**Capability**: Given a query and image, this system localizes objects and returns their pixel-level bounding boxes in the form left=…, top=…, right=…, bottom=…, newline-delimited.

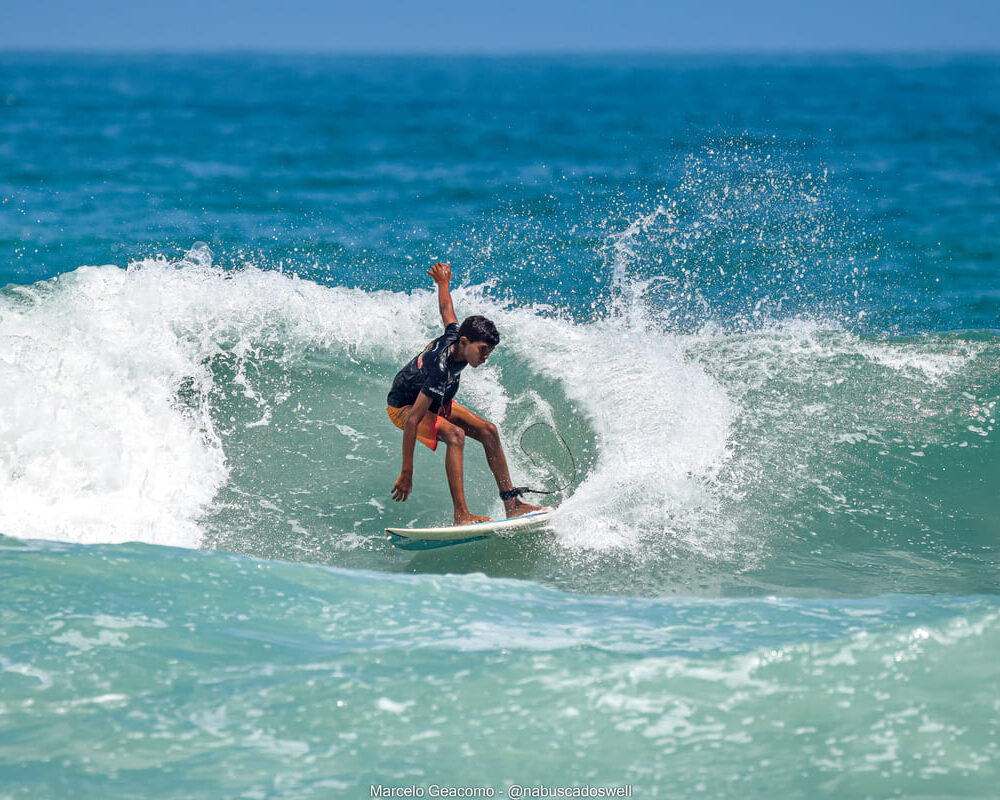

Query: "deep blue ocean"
left=1, top=53, right=999, bottom=797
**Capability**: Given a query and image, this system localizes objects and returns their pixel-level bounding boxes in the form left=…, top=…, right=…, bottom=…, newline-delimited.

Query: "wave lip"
left=499, top=304, right=735, bottom=555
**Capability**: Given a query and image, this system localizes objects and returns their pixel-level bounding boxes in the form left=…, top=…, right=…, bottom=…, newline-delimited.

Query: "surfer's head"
left=454, top=315, right=499, bottom=367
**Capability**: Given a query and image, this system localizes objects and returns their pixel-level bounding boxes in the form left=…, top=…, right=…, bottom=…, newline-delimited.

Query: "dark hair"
left=457, top=315, right=500, bottom=347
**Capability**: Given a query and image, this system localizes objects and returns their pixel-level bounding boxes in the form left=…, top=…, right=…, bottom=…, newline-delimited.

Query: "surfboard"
left=385, top=509, right=555, bottom=550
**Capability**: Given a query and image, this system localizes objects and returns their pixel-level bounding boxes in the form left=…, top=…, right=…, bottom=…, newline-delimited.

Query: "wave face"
left=2, top=248, right=997, bottom=597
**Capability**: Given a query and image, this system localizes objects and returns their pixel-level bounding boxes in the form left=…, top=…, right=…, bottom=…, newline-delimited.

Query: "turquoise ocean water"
left=1, top=54, right=999, bottom=797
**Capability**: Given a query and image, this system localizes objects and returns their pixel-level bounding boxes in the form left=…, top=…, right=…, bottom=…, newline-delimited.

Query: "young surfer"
left=387, top=262, right=543, bottom=524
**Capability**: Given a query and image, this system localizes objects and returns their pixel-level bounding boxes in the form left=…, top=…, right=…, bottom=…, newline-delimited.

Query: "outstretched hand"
left=391, top=471, right=413, bottom=502
left=427, top=261, right=451, bottom=285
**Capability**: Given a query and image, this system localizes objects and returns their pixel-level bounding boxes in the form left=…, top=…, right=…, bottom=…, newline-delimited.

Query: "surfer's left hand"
left=427, top=261, right=451, bottom=285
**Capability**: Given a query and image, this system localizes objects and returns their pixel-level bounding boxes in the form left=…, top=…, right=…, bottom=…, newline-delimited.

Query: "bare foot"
left=455, top=511, right=491, bottom=525
left=504, top=500, right=544, bottom=519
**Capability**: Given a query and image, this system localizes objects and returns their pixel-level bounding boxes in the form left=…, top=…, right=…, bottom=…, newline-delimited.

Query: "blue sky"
left=2, top=0, right=999, bottom=52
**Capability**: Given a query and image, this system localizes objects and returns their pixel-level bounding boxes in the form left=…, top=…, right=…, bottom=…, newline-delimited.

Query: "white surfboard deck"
left=386, top=509, right=554, bottom=550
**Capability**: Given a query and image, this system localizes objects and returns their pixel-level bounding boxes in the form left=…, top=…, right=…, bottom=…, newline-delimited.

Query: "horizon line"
left=2, top=45, right=999, bottom=57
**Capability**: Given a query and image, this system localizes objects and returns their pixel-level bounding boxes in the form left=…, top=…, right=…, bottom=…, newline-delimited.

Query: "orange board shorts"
left=387, top=401, right=452, bottom=452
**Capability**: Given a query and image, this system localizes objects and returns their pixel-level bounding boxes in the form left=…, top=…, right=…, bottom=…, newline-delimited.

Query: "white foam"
left=492, top=301, right=735, bottom=553
left=857, top=340, right=980, bottom=381
left=1, top=265, right=225, bottom=546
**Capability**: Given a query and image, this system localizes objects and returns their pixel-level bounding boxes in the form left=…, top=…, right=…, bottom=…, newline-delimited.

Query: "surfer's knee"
left=443, top=425, right=465, bottom=448
left=480, top=421, right=500, bottom=446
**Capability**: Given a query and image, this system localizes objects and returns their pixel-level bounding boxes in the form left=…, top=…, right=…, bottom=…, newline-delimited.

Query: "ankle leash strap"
left=500, top=486, right=556, bottom=501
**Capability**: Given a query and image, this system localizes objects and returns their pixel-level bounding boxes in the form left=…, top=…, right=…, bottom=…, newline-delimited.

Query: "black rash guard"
left=386, top=322, right=466, bottom=413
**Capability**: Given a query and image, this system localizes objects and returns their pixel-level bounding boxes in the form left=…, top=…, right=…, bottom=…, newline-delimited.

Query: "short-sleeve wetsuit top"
left=387, top=322, right=466, bottom=414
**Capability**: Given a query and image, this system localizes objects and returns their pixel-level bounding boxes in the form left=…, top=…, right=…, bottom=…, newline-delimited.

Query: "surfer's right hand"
left=392, top=471, right=413, bottom=502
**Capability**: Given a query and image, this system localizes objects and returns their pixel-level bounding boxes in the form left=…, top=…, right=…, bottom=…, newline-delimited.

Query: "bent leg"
left=448, top=403, right=543, bottom=518
left=435, top=417, right=489, bottom=525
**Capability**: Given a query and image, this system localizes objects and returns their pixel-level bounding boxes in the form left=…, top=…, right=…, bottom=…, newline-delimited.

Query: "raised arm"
left=427, top=261, right=458, bottom=328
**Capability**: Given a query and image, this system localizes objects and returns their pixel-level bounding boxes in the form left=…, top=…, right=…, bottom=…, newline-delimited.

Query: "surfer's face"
left=456, top=337, right=495, bottom=367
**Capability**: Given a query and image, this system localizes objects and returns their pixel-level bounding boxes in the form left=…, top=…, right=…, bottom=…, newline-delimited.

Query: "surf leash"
left=502, top=422, right=578, bottom=499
